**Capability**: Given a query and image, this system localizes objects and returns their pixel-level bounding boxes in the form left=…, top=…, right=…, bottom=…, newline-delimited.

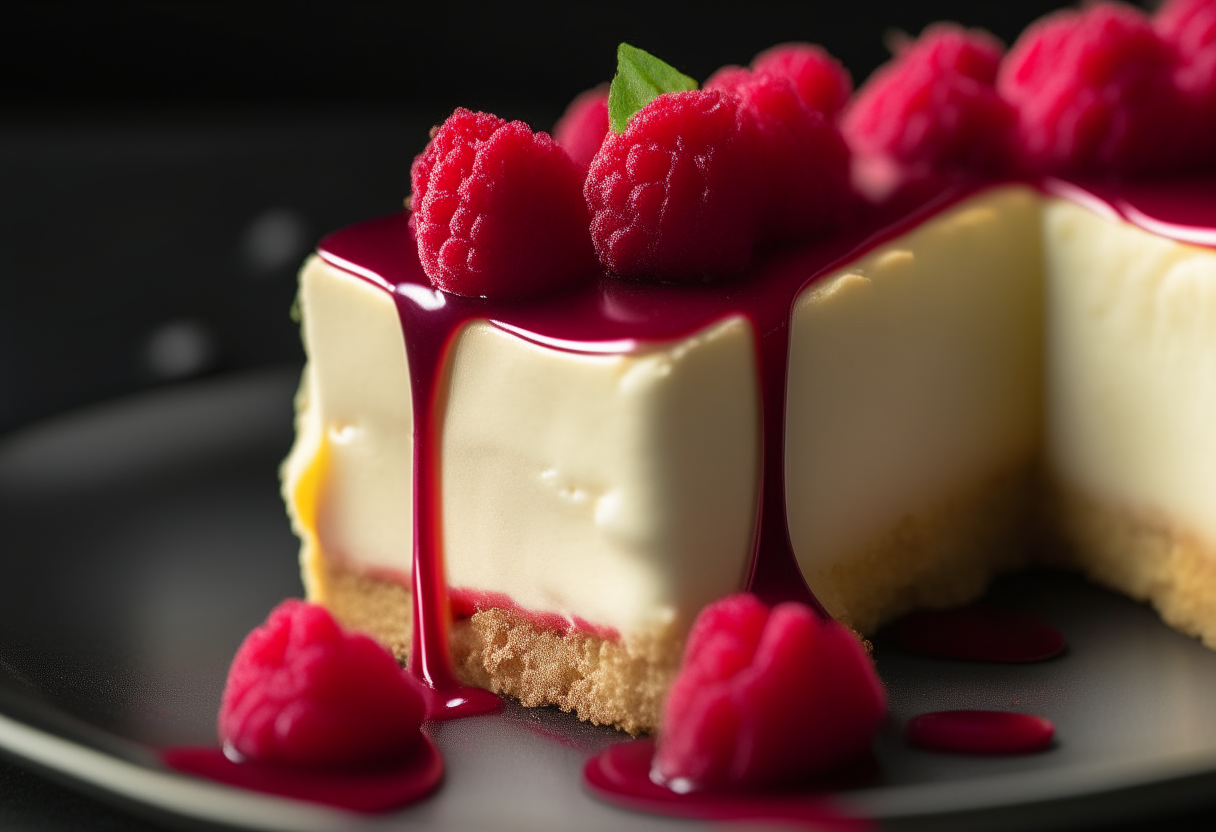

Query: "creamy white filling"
left=1045, top=198, right=1216, bottom=545
left=785, top=186, right=1045, bottom=578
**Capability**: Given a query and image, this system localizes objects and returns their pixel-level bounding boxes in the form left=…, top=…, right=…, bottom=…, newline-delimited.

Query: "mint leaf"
left=608, top=44, right=698, bottom=134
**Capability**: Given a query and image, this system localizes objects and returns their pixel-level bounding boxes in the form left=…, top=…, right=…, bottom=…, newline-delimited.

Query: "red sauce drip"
left=893, top=608, right=1066, bottom=663
left=162, top=737, right=443, bottom=813
left=583, top=738, right=872, bottom=829
left=905, top=710, right=1055, bottom=754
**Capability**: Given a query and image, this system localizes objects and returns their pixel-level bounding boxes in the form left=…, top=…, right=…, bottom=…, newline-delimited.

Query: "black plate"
left=3, top=367, right=1216, bottom=831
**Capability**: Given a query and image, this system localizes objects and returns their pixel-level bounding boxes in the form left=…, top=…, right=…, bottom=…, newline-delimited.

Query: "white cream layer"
left=1045, top=198, right=1216, bottom=546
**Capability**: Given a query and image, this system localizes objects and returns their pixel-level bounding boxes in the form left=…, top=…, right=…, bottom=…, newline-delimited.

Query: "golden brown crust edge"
left=313, top=560, right=680, bottom=736
left=804, top=466, right=1036, bottom=636
left=1046, top=481, right=1216, bottom=649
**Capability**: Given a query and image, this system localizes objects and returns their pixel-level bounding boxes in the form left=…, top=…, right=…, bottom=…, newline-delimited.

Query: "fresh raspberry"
left=410, top=108, right=596, bottom=299
left=705, top=67, right=854, bottom=243
left=218, top=600, right=425, bottom=768
left=751, top=43, right=853, bottom=117
left=1155, top=0, right=1216, bottom=166
left=584, top=90, right=763, bottom=281
left=654, top=595, right=886, bottom=791
left=998, top=3, right=1186, bottom=175
left=553, top=85, right=610, bottom=170
left=843, top=24, right=1015, bottom=179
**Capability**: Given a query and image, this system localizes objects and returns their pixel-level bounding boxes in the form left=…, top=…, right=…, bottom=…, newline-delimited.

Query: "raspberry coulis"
left=163, top=740, right=444, bottom=814
left=906, top=710, right=1055, bottom=755
left=583, top=737, right=873, bottom=829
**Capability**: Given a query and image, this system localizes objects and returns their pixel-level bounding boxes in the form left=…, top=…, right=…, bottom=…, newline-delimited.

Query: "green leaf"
left=607, top=43, right=698, bottom=134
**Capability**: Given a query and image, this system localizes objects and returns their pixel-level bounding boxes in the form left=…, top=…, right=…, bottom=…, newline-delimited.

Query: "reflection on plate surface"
left=2, top=367, right=1216, bottom=830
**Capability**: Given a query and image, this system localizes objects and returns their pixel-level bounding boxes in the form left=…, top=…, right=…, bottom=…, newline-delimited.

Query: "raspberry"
left=584, top=90, right=763, bottom=281
left=410, top=108, right=596, bottom=299
left=705, top=67, right=854, bottom=243
left=843, top=24, right=1014, bottom=177
left=1155, top=0, right=1216, bottom=165
left=218, top=600, right=425, bottom=768
left=553, top=85, right=610, bottom=170
left=654, top=595, right=886, bottom=791
left=998, top=3, right=1185, bottom=175
left=751, top=43, right=853, bottom=117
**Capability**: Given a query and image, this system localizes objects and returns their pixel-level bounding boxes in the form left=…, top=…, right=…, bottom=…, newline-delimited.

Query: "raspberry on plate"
left=219, top=600, right=426, bottom=768
left=706, top=65, right=854, bottom=244
left=843, top=24, right=1014, bottom=180
left=410, top=108, right=596, bottom=299
left=998, top=2, right=1186, bottom=175
left=554, top=85, right=611, bottom=170
left=585, top=89, right=763, bottom=282
left=653, top=594, right=886, bottom=791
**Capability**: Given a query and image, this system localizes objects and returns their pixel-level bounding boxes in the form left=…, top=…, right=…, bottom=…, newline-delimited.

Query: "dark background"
left=1, top=0, right=1082, bottom=433
left=7, top=2, right=1211, bottom=830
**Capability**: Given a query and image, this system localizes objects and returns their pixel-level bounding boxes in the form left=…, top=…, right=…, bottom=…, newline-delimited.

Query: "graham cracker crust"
left=1047, top=481, right=1216, bottom=649
left=312, top=560, right=680, bottom=735
left=804, top=466, right=1036, bottom=636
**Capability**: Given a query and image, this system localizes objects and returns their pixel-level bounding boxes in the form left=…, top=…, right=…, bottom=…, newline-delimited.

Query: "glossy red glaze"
left=906, top=710, right=1055, bottom=754
left=893, top=608, right=1066, bottom=663
left=583, top=738, right=873, bottom=828
left=162, top=737, right=443, bottom=813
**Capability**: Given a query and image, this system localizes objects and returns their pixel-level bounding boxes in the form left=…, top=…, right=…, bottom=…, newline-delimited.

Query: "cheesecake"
left=281, top=177, right=1216, bottom=733
left=281, top=8, right=1216, bottom=735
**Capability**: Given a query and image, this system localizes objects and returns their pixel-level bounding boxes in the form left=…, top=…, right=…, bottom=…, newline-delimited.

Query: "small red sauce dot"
left=906, top=710, right=1055, bottom=754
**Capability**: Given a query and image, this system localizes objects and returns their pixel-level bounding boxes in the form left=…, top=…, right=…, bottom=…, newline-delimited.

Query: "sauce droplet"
left=583, top=738, right=873, bottom=828
left=905, top=710, right=1054, bottom=754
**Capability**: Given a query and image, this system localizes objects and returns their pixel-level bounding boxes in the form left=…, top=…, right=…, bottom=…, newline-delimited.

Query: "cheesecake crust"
left=803, top=466, right=1036, bottom=636
left=1047, top=481, right=1216, bottom=649
left=313, top=559, right=680, bottom=735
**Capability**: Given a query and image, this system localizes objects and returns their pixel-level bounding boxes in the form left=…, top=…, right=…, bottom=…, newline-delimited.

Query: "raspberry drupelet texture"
left=584, top=90, right=763, bottom=282
left=553, top=85, right=611, bottom=170
left=843, top=24, right=1014, bottom=179
left=998, top=2, right=1185, bottom=175
left=653, top=594, right=886, bottom=791
left=411, top=108, right=596, bottom=299
left=751, top=43, right=853, bottom=118
left=1155, top=0, right=1216, bottom=165
left=705, top=65, right=854, bottom=243
left=219, top=600, right=425, bottom=768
